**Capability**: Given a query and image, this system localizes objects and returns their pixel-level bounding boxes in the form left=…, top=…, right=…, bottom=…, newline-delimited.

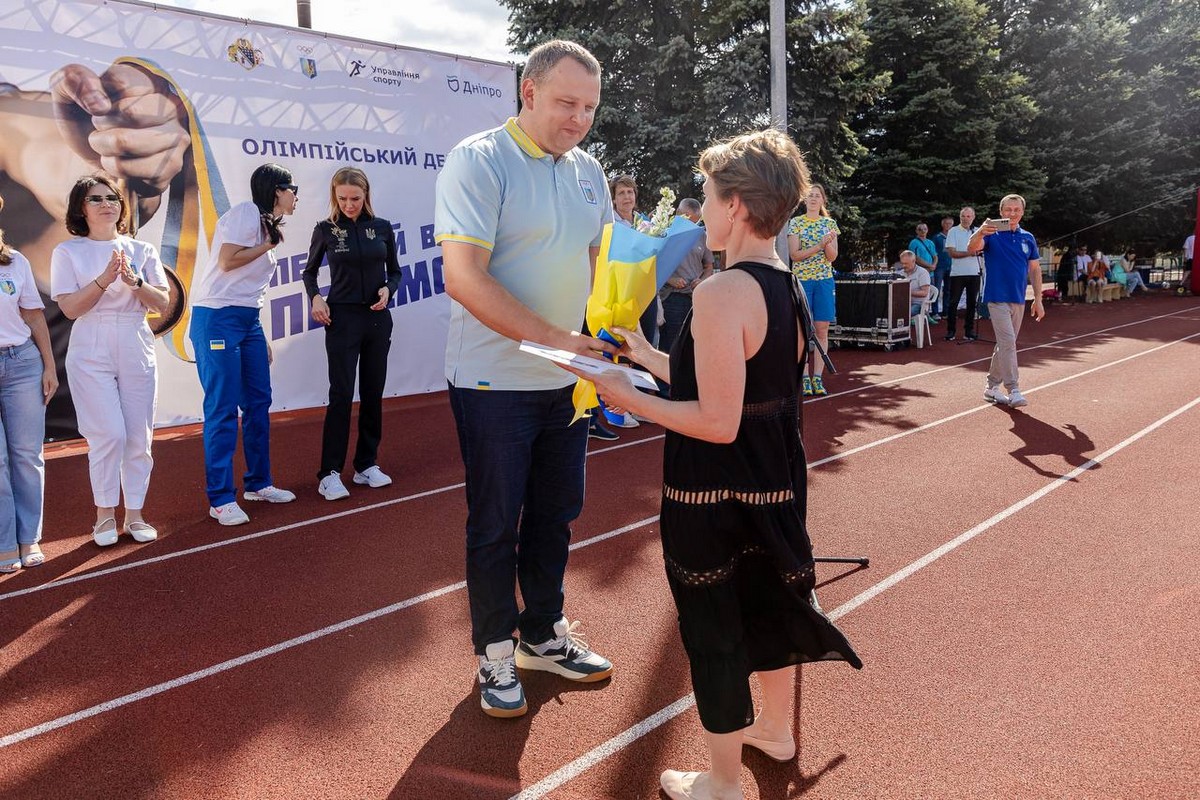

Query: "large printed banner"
left=0, top=0, right=514, bottom=437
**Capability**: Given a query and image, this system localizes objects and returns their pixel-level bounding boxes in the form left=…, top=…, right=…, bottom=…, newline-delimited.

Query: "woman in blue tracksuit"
left=190, top=163, right=298, bottom=526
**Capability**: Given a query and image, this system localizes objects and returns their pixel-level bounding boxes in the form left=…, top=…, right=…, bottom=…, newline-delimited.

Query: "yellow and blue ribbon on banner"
left=571, top=216, right=705, bottom=423
left=116, top=56, right=230, bottom=362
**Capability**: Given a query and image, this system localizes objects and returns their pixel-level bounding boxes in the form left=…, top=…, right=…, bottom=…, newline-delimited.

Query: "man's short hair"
left=677, top=198, right=701, bottom=215
left=960, top=206, right=974, bottom=215
left=1000, top=193, right=1026, bottom=210
left=698, top=128, right=810, bottom=240
left=900, top=250, right=916, bottom=259
left=522, top=40, right=601, bottom=84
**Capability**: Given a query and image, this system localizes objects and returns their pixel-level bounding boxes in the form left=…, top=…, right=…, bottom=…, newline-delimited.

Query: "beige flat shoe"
left=743, top=730, right=796, bottom=761
left=660, top=770, right=742, bottom=800
left=20, top=542, right=45, bottom=567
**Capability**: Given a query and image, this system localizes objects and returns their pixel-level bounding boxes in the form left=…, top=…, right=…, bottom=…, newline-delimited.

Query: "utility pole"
left=297, top=0, right=312, bottom=29
left=770, top=0, right=789, bottom=261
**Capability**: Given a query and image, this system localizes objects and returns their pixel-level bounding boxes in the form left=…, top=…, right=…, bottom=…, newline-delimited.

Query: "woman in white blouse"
left=50, top=176, right=170, bottom=547
left=0, top=194, right=58, bottom=572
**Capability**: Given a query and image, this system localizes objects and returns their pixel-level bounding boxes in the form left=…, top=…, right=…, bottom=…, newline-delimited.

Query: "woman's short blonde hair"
left=698, top=129, right=810, bottom=239
left=327, top=166, right=374, bottom=223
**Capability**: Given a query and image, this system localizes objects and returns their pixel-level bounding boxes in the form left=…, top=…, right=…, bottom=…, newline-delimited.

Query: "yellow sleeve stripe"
left=435, top=233, right=494, bottom=251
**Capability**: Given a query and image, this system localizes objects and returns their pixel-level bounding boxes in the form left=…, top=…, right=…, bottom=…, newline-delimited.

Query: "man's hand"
left=51, top=62, right=190, bottom=219
left=1031, top=298, right=1045, bottom=321
left=555, top=330, right=618, bottom=359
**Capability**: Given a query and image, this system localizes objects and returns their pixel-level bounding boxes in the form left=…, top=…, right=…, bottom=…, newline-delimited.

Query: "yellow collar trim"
left=505, top=117, right=547, bottom=159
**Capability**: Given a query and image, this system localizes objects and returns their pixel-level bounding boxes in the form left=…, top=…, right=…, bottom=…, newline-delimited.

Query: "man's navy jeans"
left=448, top=383, right=588, bottom=654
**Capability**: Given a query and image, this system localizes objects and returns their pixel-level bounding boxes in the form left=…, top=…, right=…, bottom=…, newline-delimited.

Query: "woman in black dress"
left=303, top=167, right=401, bottom=500
left=566, top=129, right=860, bottom=800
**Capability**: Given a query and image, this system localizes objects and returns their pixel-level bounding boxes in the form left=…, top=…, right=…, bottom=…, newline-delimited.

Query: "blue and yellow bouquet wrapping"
left=571, top=189, right=706, bottom=423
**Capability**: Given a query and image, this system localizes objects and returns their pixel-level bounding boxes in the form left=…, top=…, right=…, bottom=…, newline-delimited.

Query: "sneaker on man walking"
left=353, top=465, right=392, bottom=488
left=983, top=385, right=1011, bottom=405
left=243, top=485, right=297, bottom=503
left=515, top=617, right=613, bottom=682
left=478, top=640, right=527, bottom=718
left=588, top=418, right=619, bottom=441
left=318, top=472, right=350, bottom=500
left=209, top=501, right=250, bottom=526
left=1007, top=389, right=1028, bottom=408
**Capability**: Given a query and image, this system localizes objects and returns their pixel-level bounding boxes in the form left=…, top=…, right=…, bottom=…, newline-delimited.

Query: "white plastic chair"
left=912, top=285, right=939, bottom=349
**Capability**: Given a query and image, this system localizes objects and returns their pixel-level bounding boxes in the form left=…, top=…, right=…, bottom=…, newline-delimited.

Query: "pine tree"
left=850, top=0, right=1041, bottom=261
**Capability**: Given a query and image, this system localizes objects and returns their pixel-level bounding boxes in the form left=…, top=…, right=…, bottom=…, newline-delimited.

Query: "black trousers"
left=319, top=303, right=393, bottom=478
left=945, top=274, right=981, bottom=337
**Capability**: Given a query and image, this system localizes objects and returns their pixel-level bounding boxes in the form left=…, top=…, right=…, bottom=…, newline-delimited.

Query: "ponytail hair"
left=249, top=163, right=292, bottom=245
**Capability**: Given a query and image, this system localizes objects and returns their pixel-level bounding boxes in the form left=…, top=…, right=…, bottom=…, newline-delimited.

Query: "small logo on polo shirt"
left=579, top=180, right=597, bottom=205
left=0, top=280, right=14, bottom=295
left=1022, top=240, right=1030, bottom=256
left=210, top=340, right=226, bottom=351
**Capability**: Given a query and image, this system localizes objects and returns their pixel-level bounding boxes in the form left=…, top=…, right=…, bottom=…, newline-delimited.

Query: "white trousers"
left=66, top=312, right=158, bottom=509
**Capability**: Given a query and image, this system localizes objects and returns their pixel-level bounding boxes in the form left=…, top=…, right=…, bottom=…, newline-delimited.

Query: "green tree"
left=850, top=0, right=1041, bottom=261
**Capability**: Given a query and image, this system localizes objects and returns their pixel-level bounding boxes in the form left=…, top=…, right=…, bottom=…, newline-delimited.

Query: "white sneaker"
left=243, top=485, right=296, bottom=503
left=983, top=386, right=1011, bottom=405
left=352, top=465, right=392, bottom=488
left=318, top=472, right=350, bottom=500
left=611, top=413, right=640, bottom=428
left=209, top=502, right=249, bottom=526
left=1007, top=389, right=1028, bottom=408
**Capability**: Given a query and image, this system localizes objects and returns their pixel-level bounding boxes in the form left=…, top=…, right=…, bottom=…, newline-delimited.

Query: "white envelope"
left=518, top=341, right=659, bottom=391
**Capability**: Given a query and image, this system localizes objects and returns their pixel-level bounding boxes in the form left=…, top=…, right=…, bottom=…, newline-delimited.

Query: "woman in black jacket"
left=304, top=167, right=401, bottom=500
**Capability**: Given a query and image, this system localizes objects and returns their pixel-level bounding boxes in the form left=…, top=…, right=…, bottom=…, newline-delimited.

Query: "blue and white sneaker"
left=478, top=640, right=527, bottom=718
left=515, top=617, right=613, bottom=682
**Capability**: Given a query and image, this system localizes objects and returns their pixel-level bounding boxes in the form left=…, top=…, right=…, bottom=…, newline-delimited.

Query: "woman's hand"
left=98, top=250, right=122, bottom=288
left=117, top=252, right=140, bottom=286
left=610, top=325, right=655, bottom=366
left=556, top=361, right=640, bottom=412
left=371, top=286, right=390, bottom=311
left=310, top=294, right=331, bottom=325
left=41, top=367, right=58, bottom=404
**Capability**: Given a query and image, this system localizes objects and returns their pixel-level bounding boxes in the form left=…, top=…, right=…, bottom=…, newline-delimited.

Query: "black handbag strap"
left=788, top=273, right=836, bottom=375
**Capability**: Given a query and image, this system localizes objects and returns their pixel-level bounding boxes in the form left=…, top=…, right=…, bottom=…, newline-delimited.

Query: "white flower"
left=638, top=187, right=677, bottom=238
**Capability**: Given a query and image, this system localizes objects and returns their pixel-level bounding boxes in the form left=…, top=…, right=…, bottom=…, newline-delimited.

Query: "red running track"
left=1, top=294, right=1198, bottom=799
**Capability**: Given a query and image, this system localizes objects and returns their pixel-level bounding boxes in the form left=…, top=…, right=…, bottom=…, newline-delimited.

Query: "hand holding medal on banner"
left=571, top=187, right=706, bottom=424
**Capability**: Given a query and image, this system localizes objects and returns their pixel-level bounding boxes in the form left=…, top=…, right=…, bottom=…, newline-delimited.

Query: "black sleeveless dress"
left=660, top=261, right=862, bottom=735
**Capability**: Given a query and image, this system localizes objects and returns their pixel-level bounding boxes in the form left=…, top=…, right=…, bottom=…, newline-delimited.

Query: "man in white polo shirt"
left=943, top=206, right=981, bottom=342
left=435, top=40, right=615, bottom=719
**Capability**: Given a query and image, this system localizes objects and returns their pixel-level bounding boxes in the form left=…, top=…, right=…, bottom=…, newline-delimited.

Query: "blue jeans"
left=933, top=267, right=951, bottom=313
left=0, top=340, right=46, bottom=551
left=190, top=306, right=274, bottom=506
left=448, top=383, right=588, bottom=654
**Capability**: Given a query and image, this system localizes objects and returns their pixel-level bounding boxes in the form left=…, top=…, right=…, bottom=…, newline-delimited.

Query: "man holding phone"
left=968, top=194, right=1044, bottom=408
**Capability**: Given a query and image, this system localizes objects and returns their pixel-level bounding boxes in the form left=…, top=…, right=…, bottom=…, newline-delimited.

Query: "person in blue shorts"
left=786, top=184, right=838, bottom=396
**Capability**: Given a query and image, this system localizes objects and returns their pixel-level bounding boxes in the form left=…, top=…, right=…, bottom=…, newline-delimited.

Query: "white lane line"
left=809, top=330, right=1200, bottom=468
left=6, top=325, right=1196, bottom=604
left=509, top=393, right=1200, bottom=800
left=809, top=307, right=1198, bottom=403
left=0, top=515, right=662, bottom=749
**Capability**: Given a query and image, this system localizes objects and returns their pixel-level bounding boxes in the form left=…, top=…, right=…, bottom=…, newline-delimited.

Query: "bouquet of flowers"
left=571, top=187, right=706, bottom=423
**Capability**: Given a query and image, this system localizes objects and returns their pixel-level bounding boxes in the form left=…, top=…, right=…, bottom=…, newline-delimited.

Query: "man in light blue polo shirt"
left=434, top=39, right=615, bottom=719
left=968, top=194, right=1045, bottom=408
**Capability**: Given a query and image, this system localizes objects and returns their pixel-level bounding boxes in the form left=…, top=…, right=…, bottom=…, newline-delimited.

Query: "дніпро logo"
left=446, top=76, right=460, bottom=92
left=300, top=58, right=317, bottom=79
left=348, top=59, right=366, bottom=77
left=228, top=37, right=264, bottom=70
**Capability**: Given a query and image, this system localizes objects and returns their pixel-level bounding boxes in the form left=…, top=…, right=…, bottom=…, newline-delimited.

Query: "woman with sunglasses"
left=0, top=194, right=57, bottom=572
left=49, top=176, right=171, bottom=546
left=189, top=163, right=299, bottom=526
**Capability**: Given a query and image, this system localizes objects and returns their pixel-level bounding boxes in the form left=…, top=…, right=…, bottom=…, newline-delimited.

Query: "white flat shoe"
left=92, top=517, right=118, bottom=547
left=660, top=770, right=739, bottom=800
left=20, top=543, right=46, bottom=567
left=125, top=521, right=158, bottom=543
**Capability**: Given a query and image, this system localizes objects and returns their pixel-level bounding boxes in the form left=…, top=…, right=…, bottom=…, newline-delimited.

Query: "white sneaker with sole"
left=1007, top=389, right=1028, bottom=408
left=352, top=465, right=392, bottom=488
left=210, top=502, right=250, bottom=526
left=983, top=386, right=1011, bottom=405
left=243, top=485, right=296, bottom=503
left=318, top=472, right=350, bottom=500
left=610, top=414, right=639, bottom=428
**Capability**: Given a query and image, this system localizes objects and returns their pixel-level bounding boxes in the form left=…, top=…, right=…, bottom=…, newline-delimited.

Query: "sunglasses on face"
left=277, top=184, right=300, bottom=196
left=84, top=194, right=121, bottom=205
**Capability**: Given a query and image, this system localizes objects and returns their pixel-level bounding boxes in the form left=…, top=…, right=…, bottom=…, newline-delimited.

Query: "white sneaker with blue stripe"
left=478, top=640, right=527, bottom=718
left=515, top=617, right=613, bottom=682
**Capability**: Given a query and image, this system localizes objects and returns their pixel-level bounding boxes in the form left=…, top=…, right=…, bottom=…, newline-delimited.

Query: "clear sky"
left=154, top=0, right=516, bottom=63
